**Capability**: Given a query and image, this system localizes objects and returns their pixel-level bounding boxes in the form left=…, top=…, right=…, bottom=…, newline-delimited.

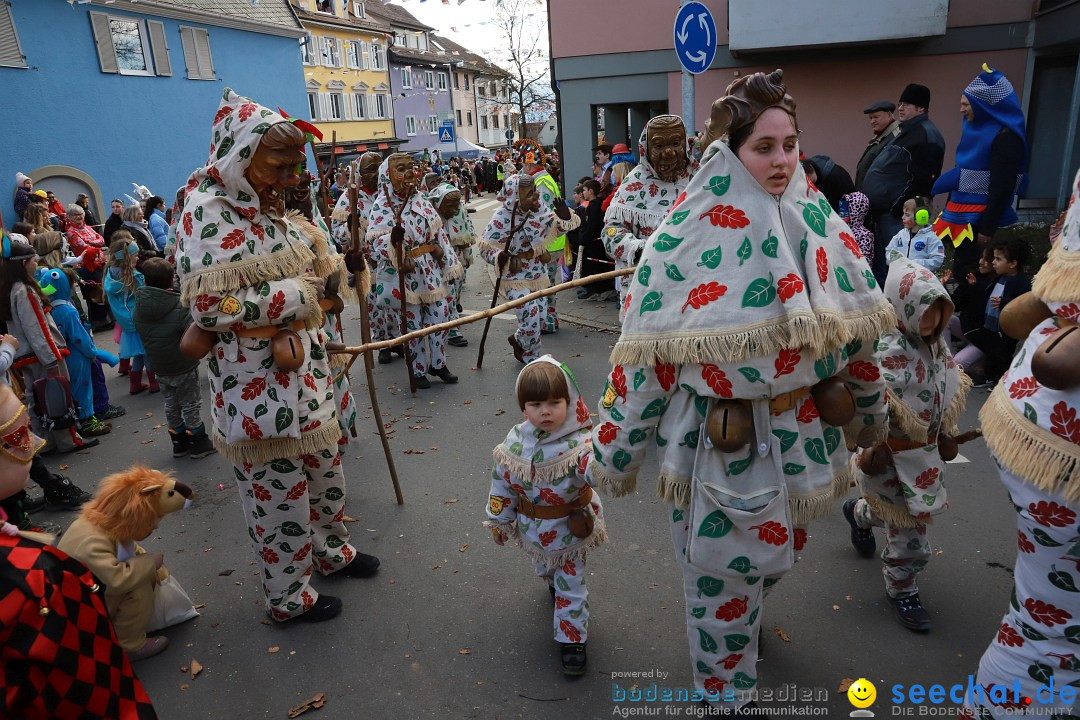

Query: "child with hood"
left=485, top=356, right=605, bottom=675
left=843, top=256, right=971, bottom=631
left=838, top=191, right=877, bottom=265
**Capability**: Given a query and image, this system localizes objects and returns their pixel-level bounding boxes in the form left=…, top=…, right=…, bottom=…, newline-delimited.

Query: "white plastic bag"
left=148, top=573, right=199, bottom=632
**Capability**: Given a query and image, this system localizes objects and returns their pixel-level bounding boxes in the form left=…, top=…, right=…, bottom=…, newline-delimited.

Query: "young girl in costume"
left=486, top=356, right=605, bottom=675
left=105, top=236, right=158, bottom=394
left=843, top=256, right=971, bottom=631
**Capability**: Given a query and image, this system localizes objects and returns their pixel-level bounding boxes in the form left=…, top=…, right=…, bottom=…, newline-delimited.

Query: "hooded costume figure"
left=367, top=156, right=456, bottom=383
left=479, top=173, right=557, bottom=363
left=839, top=191, right=876, bottom=264
left=38, top=268, right=118, bottom=423
left=848, top=257, right=970, bottom=623
left=427, top=182, right=470, bottom=343
left=602, top=117, right=691, bottom=319
left=485, top=356, right=605, bottom=646
left=932, top=66, right=1029, bottom=278
left=586, top=70, right=893, bottom=704
left=174, top=88, right=371, bottom=622
left=967, top=168, right=1080, bottom=717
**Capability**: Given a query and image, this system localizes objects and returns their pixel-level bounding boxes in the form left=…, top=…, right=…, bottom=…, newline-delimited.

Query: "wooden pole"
left=331, top=266, right=633, bottom=357
left=349, top=179, right=404, bottom=505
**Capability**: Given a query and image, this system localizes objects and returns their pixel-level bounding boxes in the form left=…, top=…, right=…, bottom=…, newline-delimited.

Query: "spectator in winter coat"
left=103, top=199, right=125, bottom=243
left=74, top=194, right=98, bottom=232
left=13, top=173, right=32, bottom=220
left=806, top=155, right=855, bottom=212
left=855, top=101, right=901, bottom=190
left=145, top=196, right=169, bottom=253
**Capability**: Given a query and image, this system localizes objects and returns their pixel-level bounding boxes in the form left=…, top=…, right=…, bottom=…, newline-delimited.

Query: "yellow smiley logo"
left=847, top=678, right=876, bottom=709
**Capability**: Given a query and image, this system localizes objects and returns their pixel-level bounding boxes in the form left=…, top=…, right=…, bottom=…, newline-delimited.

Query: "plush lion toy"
left=57, top=465, right=193, bottom=661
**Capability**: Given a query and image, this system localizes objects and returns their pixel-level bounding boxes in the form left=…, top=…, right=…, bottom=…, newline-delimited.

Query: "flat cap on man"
left=863, top=100, right=896, bottom=114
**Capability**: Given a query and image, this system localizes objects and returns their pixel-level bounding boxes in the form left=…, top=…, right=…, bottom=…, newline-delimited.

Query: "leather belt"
left=769, top=386, right=812, bottom=414
left=516, top=486, right=593, bottom=520
left=407, top=243, right=438, bottom=258
left=885, top=436, right=927, bottom=452
left=233, top=320, right=306, bottom=339
left=513, top=249, right=536, bottom=260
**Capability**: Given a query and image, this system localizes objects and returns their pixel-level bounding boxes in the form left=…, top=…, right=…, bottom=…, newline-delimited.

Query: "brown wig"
left=712, top=69, right=798, bottom=153
left=516, top=361, right=570, bottom=410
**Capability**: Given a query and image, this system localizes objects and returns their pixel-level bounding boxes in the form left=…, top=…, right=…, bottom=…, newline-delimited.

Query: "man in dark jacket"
left=862, top=83, right=946, bottom=284
left=855, top=100, right=901, bottom=190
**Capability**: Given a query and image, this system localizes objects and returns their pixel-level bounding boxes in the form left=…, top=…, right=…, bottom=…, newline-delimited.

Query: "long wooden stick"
left=477, top=205, right=520, bottom=369
left=349, top=180, right=404, bottom=505
left=332, top=266, right=633, bottom=357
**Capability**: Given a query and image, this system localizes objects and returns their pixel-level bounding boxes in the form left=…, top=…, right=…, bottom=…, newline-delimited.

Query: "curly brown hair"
left=711, top=69, right=798, bottom=153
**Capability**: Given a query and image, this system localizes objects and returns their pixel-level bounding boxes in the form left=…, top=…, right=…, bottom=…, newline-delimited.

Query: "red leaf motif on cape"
left=559, top=619, right=582, bottom=643
left=539, top=530, right=558, bottom=547
left=1028, top=500, right=1077, bottom=528
left=597, top=422, right=618, bottom=445
left=915, top=359, right=926, bottom=384
left=238, top=206, right=257, bottom=222
left=267, top=290, right=286, bottom=320
left=238, top=102, right=257, bottom=121
left=996, top=622, right=1024, bottom=647
left=815, top=246, right=828, bottom=285
left=251, top=223, right=264, bottom=242
left=1024, top=597, right=1073, bottom=626
left=793, top=527, right=807, bottom=551
left=303, top=374, right=318, bottom=392
left=848, top=361, right=880, bottom=382
left=241, top=376, right=267, bottom=401
left=718, top=654, right=742, bottom=671
left=624, top=181, right=643, bottom=193
left=773, top=348, right=801, bottom=379
left=681, top=282, right=727, bottom=313
left=701, top=364, right=733, bottom=398
left=714, top=595, right=749, bottom=621
left=648, top=183, right=659, bottom=197
left=749, top=521, right=789, bottom=545
left=274, top=371, right=291, bottom=389
left=1057, top=303, right=1080, bottom=322
left=213, top=106, right=234, bottom=125
left=611, top=366, right=628, bottom=402
left=252, top=483, right=271, bottom=502
left=655, top=361, right=676, bottom=392
left=623, top=292, right=632, bottom=314
left=292, top=543, right=311, bottom=564
left=221, top=228, right=245, bottom=250
left=796, top=396, right=819, bottom=423
left=672, top=191, right=687, bottom=210
left=913, top=467, right=939, bottom=490
left=698, top=204, right=750, bottom=228
left=576, top=396, right=590, bottom=424
left=194, top=295, right=221, bottom=312
left=562, top=559, right=577, bottom=575
left=1017, top=531, right=1035, bottom=554
left=183, top=212, right=193, bottom=236
left=777, top=273, right=804, bottom=303
left=285, top=480, right=307, bottom=501
left=554, top=596, right=571, bottom=609
left=207, top=167, right=222, bottom=185
left=840, top=231, right=863, bottom=259
left=1049, top=401, right=1080, bottom=444
left=1009, top=376, right=1041, bottom=399
left=881, top=355, right=910, bottom=370
left=539, top=488, right=565, bottom=506
left=242, top=414, right=263, bottom=441
left=899, top=271, right=916, bottom=299
left=704, top=678, right=726, bottom=696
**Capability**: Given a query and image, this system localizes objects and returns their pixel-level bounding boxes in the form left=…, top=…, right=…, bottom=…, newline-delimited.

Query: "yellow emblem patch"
left=605, top=226, right=618, bottom=237
left=488, top=495, right=504, bottom=515
left=218, top=296, right=242, bottom=315
left=601, top=382, right=617, bottom=409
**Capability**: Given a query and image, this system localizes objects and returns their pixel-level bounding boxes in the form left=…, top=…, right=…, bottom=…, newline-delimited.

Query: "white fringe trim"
left=211, top=422, right=342, bottom=466
left=180, top=244, right=317, bottom=305
left=484, top=518, right=608, bottom=570
left=492, top=443, right=588, bottom=485
left=1032, top=244, right=1080, bottom=304
left=605, top=203, right=667, bottom=232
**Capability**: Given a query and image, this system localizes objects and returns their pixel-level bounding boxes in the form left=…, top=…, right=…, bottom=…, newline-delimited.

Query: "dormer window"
left=353, top=1, right=365, bottom=18
left=315, top=0, right=333, bottom=14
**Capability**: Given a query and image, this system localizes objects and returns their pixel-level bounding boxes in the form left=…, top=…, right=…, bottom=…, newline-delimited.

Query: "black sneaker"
left=185, top=430, right=217, bottom=459
left=335, top=552, right=380, bottom=578
left=413, top=374, right=431, bottom=390
left=169, top=429, right=190, bottom=458
left=428, top=366, right=458, bottom=384
left=23, top=492, right=46, bottom=515
left=447, top=335, right=468, bottom=347
left=43, top=475, right=92, bottom=511
left=843, top=499, right=877, bottom=558
left=378, top=349, right=393, bottom=365
left=101, top=404, right=126, bottom=420
left=560, top=642, right=586, bottom=676
left=279, top=595, right=342, bottom=624
left=888, top=592, right=932, bottom=632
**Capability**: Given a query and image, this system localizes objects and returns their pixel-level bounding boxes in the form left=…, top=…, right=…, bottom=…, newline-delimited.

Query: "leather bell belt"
left=768, top=386, right=811, bottom=414
left=233, top=319, right=306, bottom=339
left=407, top=243, right=438, bottom=258
left=516, top=486, right=593, bottom=520
left=885, top=436, right=926, bottom=452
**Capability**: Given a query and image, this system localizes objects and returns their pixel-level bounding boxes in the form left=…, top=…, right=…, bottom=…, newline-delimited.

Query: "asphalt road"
left=40, top=197, right=1020, bottom=719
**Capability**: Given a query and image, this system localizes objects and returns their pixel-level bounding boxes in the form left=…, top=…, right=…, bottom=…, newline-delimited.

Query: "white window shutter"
left=89, top=12, right=117, bottom=73
left=319, top=92, right=330, bottom=122
left=146, top=19, right=171, bottom=76
left=343, top=94, right=352, bottom=120
left=0, top=2, right=26, bottom=69
left=359, top=41, right=368, bottom=70
left=194, top=28, right=214, bottom=79
left=179, top=27, right=196, bottom=78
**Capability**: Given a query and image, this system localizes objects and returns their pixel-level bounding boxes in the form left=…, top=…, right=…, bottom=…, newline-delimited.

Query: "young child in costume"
left=428, top=182, right=474, bottom=348
left=485, top=356, right=605, bottom=675
left=963, top=167, right=1080, bottom=718
left=838, top=191, right=876, bottom=265
left=132, top=258, right=216, bottom=459
left=843, top=256, right=971, bottom=631
left=105, top=237, right=158, bottom=394
left=886, top=197, right=945, bottom=272
left=37, top=268, right=118, bottom=438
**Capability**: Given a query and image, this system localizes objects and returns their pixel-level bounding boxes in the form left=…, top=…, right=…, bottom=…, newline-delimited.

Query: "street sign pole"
left=674, top=1, right=716, bottom=137
left=680, top=0, right=694, bottom=135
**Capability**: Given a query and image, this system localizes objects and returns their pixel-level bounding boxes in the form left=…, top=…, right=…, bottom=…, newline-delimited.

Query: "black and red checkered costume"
left=1, top=533, right=158, bottom=719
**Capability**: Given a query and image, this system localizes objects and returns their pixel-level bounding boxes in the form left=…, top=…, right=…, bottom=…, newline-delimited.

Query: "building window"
left=328, top=93, right=344, bottom=121
left=424, top=70, right=434, bottom=89
left=504, top=113, right=510, bottom=129
left=308, top=92, right=319, bottom=120
left=456, top=109, right=462, bottom=127
left=464, top=74, right=469, bottom=90
left=466, top=110, right=472, bottom=126
left=401, top=67, right=412, bottom=89
left=369, top=42, right=384, bottom=70
left=493, top=114, right=499, bottom=129
left=316, top=0, right=334, bottom=14
left=0, top=4, right=26, bottom=69
left=405, top=116, right=416, bottom=136
left=429, top=115, right=438, bottom=134
left=302, top=33, right=317, bottom=65
left=374, top=93, right=389, bottom=119
left=179, top=26, right=214, bottom=80
left=353, top=1, right=365, bottom=18
left=345, top=40, right=361, bottom=69
left=437, top=72, right=447, bottom=91
left=320, top=36, right=340, bottom=67
left=353, top=93, right=367, bottom=120
left=480, top=115, right=488, bottom=130
left=393, top=32, right=405, bottom=47
left=453, top=72, right=460, bottom=90
left=89, top=13, right=169, bottom=76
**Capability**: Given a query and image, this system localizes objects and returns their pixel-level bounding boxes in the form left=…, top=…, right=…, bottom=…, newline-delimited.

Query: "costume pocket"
left=685, top=432, right=794, bottom=578
left=222, top=370, right=299, bottom=445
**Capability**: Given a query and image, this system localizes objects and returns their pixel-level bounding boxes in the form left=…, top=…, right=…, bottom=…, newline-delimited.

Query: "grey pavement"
left=33, top=198, right=1021, bottom=719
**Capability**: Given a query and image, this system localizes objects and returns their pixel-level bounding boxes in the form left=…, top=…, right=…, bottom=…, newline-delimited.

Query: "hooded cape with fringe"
left=479, top=173, right=555, bottom=295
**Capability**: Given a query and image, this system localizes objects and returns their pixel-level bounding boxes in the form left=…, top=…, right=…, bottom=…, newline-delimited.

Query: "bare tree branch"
left=487, top=0, right=554, bottom=139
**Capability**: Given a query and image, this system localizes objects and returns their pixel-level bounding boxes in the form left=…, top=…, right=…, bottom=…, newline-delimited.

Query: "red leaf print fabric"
left=698, top=204, right=750, bottom=228
left=796, top=396, right=819, bottom=423
left=648, top=183, right=659, bottom=197
left=995, top=622, right=1024, bottom=647
left=913, top=468, right=939, bottom=490
left=1008, top=377, right=1041, bottom=399
left=262, top=546, right=279, bottom=564
left=213, top=106, right=233, bottom=125
left=559, top=619, right=582, bottom=643
left=238, top=102, right=257, bottom=121
left=554, top=596, right=571, bottom=609
left=576, top=396, right=591, bottom=424
left=183, top=212, right=193, bottom=236
left=221, top=228, right=245, bottom=250
left=773, top=348, right=801, bottom=378
left=1017, top=531, right=1035, bottom=554
left=285, top=480, right=307, bottom=501
left=718, top=653, right=743, bottom=671
left=655, top=362, right=676, bottom=391
left=1027, top=500, right=1077, bottom=528
left=750, top=521, right=789, bottom=545
left=562, top=560, right=577, bottom=576
left=714, top=595, right=749, bottom=621
left=539, top=530, right=558, bottom=547
left=241, top=376, right=267, bottom=401
left=793, top=528, right=807, bottom=551
left=267, top=290, right=286, bottom=320
left=1024, top=598, right=1073, bottom=626
left=840, top=231, right=863, bottom=259
left=194, top=295, right=221, bottom=312
left=253, top=483, right=271, bottom=502
left=777, top=273, right=804, bottom=303
left=881, top=355, right=910, bottom=370
left=242, top=415, right=263, bottom=440
left=1049, top=401, right=1080, bottom=444
left=624, top=181, right=643, bottom=193
left=899, top=271, right=915, bottom=299
left=701, top=364, right=733, bottom=398
left=704, top=678, right=725, bottom=695
left=539, top=488, right=566, bottom=506
left=815, top=247, right=828, bottom=285
left=274, top=371, right=291, bottom=389
left=597, top=422, right=618, bottom=445
left=847, top=361, right=880, bottom=382
left=1057, top=303, right=1080, bottom=322
left=611, top=366, right=628, bottom=403
left=681, top=282, right=727, bottom=313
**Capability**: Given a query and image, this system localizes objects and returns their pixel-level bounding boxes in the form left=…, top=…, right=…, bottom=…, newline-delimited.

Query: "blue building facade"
left=1, top=0, right=308, bottom=225
left=387, top=48, right=455, bottom=155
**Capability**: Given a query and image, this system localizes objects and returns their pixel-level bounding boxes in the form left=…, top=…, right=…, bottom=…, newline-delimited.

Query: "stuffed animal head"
left=38, top=267, right=72, bottom=303
left=80, top=465, right=194, bottom=541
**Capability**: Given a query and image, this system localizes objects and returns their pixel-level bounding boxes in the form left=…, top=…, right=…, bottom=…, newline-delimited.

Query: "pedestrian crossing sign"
left=439, top=126, right=455, bottom=143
